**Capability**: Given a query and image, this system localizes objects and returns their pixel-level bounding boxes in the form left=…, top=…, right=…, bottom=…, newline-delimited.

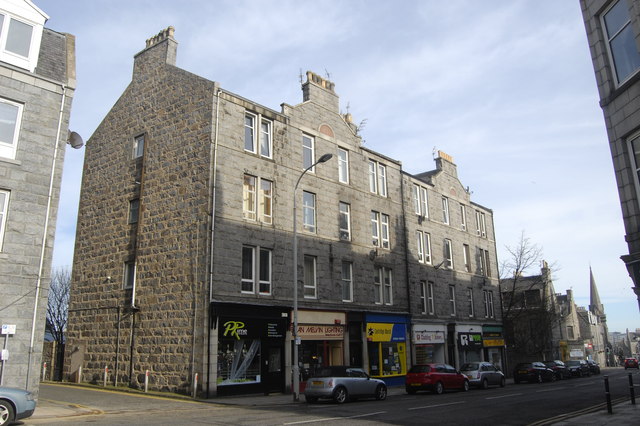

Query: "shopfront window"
left=368, top=341, right=406, bottom=377
left=217, top=339, right=261, bottom=386
left=415, top=345, right=435, bottom=364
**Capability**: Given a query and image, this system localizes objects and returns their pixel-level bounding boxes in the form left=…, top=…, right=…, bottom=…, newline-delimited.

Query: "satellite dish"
left=68, top=131, right=84, bottom=149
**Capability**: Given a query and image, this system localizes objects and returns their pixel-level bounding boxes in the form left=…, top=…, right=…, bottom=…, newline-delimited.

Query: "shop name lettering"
left=298, top=326, right=342, bottom=336
left=223, top=321, right=248, bottom=340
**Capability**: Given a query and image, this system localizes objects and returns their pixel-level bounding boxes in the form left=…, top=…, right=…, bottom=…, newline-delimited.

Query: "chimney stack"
left=133, top=26, right=178, bottom=77
left=302, top=70, right=339, bottom=112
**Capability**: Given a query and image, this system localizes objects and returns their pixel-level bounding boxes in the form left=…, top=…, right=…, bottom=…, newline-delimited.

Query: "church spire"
left=589, top=266, right=604, bottom=316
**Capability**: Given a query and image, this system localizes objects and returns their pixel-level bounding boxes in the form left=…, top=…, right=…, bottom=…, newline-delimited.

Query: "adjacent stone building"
left=580, top=0, right=640, bottom=309
left=64, top=27, right=502, bottom=397
left=0, top=0, right=76, bottom=392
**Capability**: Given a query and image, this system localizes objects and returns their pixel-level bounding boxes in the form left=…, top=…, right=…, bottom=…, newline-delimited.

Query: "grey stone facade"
left=0, top=1, right=75, bottom=394
left=64, top=27, right=502, bottom=396
left=581, top=0, right=640, bottom=309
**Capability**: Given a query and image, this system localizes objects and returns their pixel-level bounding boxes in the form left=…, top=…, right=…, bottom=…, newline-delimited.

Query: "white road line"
left=485, top=393, right=523, bottom=400
left=283, top=411, right=387, bottom=425
left=408, top=401, right=465, bottom=411
left=536, top=387, right=566, bottom=393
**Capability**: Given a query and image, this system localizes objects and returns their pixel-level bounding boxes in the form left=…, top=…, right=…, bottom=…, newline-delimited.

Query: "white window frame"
left=368, top=160, right=387, bottom=196
left=627, top=132, right=640, bottom=203
left=442, top=197, right=450, bottom=224
left=258, top=247, right=272, bottom=295
left=259, top=117, right=272, bottom=158
left=133, top=134, right=144, bottom=159
left=302, top=134, right=315, bottom=171
left=420, top=281, right=427, bottom=314
left=244, top=112, right=256, bottom=153
left=460, top=204, right=467, bottom=231
left=444, top=239, right=454, bottom=269
left=374, top=266, right=392, bottom=305
left=484, top=290, right=495, bottom=318
left=378, top=163, right=387, bottom=197
left=475, top=210, right=487, bottom=237
left=243, top=175, right=257, bottom=221
left=371, top=211, right=390, bottom=249
left=341, top=260, right=353, bottom=302
left=427, top=281, right=435, bottom=315
left=449, top=285, right=456, bottom=316
left=463, top=244, right=471, bottom=272
left=468, top=288, right=475, bottom=318
left=0, top=98, right=23, bottom=160
left=475, top=210, right=482, bottom=236
left=420, top=187, right=429, bottom=218
left=339, top=201, right=351, bottom=241
left=244, top=112, right=272, bottom=158
left=338, top=147, right=349, bottom=184
left=417, top=231, right=432, bottom=264
left=0, top=189, right=9, bottom=250
left=242, top=246, right=272, bottom=295
left=124, top=260, right=136, bottom=290
left=241, top=245, right=256, bottom=293
left=412, top=185, right=421, bottom=215
left=259, top=178, right=273, bottom=224
left=371, top=211, right=380, bottom=247
left=0, top=10, right=44, bottom=72
left=601, top=0, right=640, bottom=86
left=424, top=232, right=432, bottom=264
left=368, top=160, right=378, bottom=193
left=303, top=255, right=317, bottom=299
left=380, top=213, right=390, bottom=249
left=302, top=191, right=316, bottom=233
left=416, top=231, right=425, bottom=263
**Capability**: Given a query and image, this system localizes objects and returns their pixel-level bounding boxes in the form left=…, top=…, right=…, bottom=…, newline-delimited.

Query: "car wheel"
left=462, top=380, right=470, bottom=392
left=305, top=396, right=318, bottom=404
left=406, top=388, right=417, bottom=395
left=434, top=381, right=444, bottom=395
left=333, top=386, right=348, bottom=404
left=537, top=374, right=543, bottom=383
left=0, top=400, right=15, bottom=426
left=375, top=384, right=387, bottom=400
left=481, top=379, right=489, bottom=390
left=500, top=377, right=506, bottom=387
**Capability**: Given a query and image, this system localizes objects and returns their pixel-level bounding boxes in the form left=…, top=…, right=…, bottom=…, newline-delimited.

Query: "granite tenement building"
left=64, top=27, right=502, bottom=396
left=580, top=0, right=640, bottom=310
left=0, top=0, right=76, bottom=393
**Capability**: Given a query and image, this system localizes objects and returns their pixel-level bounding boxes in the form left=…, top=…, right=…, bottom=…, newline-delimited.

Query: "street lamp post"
left=292, top=153, right=333, bottom=402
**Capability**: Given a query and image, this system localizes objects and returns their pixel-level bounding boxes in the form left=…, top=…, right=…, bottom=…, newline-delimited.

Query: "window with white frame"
left=341, top=261, right=353, bottom=302
left=380, top=213, right=390, bottom=249
left=467, top=288, right=475, bottom=317
left=412, top=185, right=420, bottom=215
left=420, top=187, right=428, bottom=218
left=460, top=204, right=467, bottom=231
left=412, top=185, right=429, bottom=217
left=368, top=160, right=387, bottom=196
left=0, top=98, right=23, bottom=159
left=241, top=245, right=272, bottom=294
left=133, top=134, right=144, bottom=159
left=475, top=210, right=486, bottom=237
left=243, top=175, right=273, bottom=224
left=128, top=199, right=140, bottom=224
left=339, top=202, right=351, bottom=241
left=602, top=0, right=640, bottom=86
left=416, top=231, right=425, bottom=263
left=302, top=134, right=315, bottom=170
left=374, top=266, right=393, bottom=305
left=628, top=134, right=640, bottom=198
left=448, top=285, right=456, bottom=316
left=303, top=191, right=316, bottom=232
left=304, top=255, right=317, bottom=298
left=370, top=211, right=390, bottom=249
left=427, top=281, right=435, bottom=314
left=444, top=239, right=454, bottom=269
left=484, top=290, right=494, bottom=318
left=338, top=147, right=349, bottom=184
left=420, top=281, right=427, bottom=314
left=0, top=11, right=43, bottom=71
left=124, top=260, right=136, bottom=290
left=0, top=190, right=9, bottom=250
left=463, top=244, right=471, bottom=272
left=244, top=112, right=273, bottom=158
left=442, top=197, right=449, bottom=224
left=479, top=248, right=491, bottom=277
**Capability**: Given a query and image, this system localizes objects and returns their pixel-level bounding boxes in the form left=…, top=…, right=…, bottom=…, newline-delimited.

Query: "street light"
left=292, top=152, right=333, bottom=402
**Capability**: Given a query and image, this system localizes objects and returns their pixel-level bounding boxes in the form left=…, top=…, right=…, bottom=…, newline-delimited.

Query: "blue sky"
left=40, top=0, right=638, bottom=333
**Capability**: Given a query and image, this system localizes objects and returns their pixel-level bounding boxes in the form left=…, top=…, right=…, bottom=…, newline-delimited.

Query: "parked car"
left=303, top=366, right=387, bottom=404
left=587, top=360, right=601, bottom=375
left=544, top=360, right=572, bottom=380
left=460, top=362, right=506, bottom=389
left=405, top=363, right=469, bottom=394
left=0, top=386, right=36, bottom=426
left=513, top=362, right=555, bottom=383
left=565, top=360, right=591, bottom=377
left=624, top=358, right=639, bottom=369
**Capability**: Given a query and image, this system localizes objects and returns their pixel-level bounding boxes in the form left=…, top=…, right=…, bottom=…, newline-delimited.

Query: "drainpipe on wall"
left=25, top=84, right=67, bottom=391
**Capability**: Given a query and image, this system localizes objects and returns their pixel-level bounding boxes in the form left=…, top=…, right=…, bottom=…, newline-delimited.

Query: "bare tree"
left=46, top=266, right=70, bottom=345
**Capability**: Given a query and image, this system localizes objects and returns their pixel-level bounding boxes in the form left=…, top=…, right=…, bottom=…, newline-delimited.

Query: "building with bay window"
left=64, top=27, right=502, bottom=396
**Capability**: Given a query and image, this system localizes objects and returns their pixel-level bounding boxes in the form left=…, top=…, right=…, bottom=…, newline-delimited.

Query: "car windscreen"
left=409, top=365, right=431, bottom=373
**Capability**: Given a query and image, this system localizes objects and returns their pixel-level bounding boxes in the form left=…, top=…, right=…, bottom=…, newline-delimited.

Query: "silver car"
left=0, top=386, right=36, bottom=426
left=304, top=366, right=387, bottom=404
left=460, top=362, right=505, bottom=389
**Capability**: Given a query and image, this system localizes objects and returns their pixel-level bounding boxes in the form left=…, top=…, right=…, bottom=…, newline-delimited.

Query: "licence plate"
left=312, top=381, right=323, bottom=386
left=410, top=383, right=421, bottom=386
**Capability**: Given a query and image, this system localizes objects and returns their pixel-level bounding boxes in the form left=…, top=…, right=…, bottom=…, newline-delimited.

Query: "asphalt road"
left=25, top=367, right=639, bottom=425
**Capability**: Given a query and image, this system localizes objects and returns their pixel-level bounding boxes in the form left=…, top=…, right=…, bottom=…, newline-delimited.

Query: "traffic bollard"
left=193, top=373, right=198, bottom=398
left=144, top=370, right=149, bottom=393
left=629, top=373, right=636, bottom=405
left=77, top=366, right=82, bottom=384
left=42, top=362, right=47, bottom=381
left=604, top=375, right=613, bottom=414
left=103, top=366, right=108, bottom=387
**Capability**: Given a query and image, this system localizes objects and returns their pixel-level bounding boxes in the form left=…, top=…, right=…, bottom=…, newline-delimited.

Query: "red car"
left=405, top=363, right=469, bottom=394
left=624, top=358, right=639, bottom=369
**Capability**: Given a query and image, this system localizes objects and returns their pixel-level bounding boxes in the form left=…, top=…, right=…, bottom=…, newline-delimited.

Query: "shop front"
left=294, top=310, right=346, bottom=380
left=211, top=304, right=288, bottom=396
left=482, top=325, right=506, bottom=371
left=411, top=324, right=446, bottom=365
left=457, top=329, right=483, bottom=365
left=365, top=314, right=409, bottom=386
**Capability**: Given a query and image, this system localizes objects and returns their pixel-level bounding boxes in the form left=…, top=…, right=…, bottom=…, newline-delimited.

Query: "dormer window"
left=0, top=3, right=47, bottom=72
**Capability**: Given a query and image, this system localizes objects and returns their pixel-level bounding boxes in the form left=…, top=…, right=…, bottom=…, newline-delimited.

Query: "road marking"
left=536, top=387, right=566, bottom=393
left=408, top=401, right=465, bottom=411
left=572, top=382, right=592, bottom=387
left=283, top=411, right=387, bottom=424
left=485, top=393, right=522, bottom=400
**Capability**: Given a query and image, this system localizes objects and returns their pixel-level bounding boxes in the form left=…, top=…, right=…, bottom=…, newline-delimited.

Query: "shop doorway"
left=264, top=345, right=284, bottom=393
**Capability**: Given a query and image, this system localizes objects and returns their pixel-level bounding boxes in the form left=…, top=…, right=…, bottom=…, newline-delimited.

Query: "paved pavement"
left=28, top=381, right=640, bottom=425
